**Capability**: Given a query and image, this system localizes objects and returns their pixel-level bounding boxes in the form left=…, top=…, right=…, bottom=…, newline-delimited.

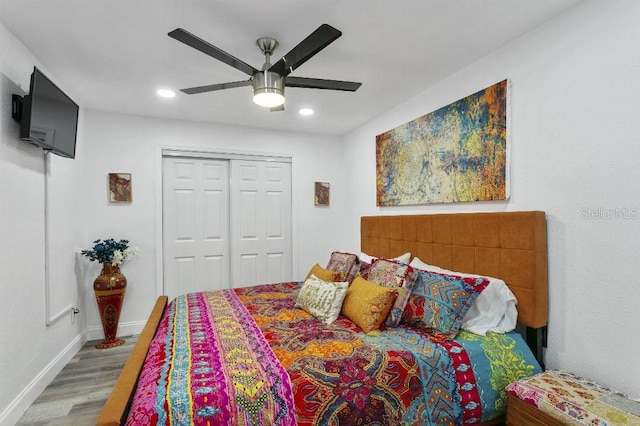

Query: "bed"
left=97, top=211, right=548, bottom=425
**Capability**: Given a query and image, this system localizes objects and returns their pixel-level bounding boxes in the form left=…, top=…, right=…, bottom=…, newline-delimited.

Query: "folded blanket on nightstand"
left=506, top=370, right=640, bottom=425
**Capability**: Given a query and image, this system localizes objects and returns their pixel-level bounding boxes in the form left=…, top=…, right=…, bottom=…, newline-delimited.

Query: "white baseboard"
left=85, top=319, right=147, bottom=342
left=0, top=332, right=86, bottom=426
left=1, top=321, right=146, bottom=425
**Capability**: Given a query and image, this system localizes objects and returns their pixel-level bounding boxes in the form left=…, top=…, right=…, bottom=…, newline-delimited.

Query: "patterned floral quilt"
left=126, top=282, right=541, bottom=425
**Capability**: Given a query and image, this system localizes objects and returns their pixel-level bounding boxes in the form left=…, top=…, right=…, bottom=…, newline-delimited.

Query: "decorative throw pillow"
left=295, top=275, right=348, bottom=325
left=341, top=275, right=397, bottom=333
left=409, top=257, right=515, bottom=335
left=305, top=263, right=341, bottom=282
left=365, top=258, right=417, bottom=327
left=401, top=270, right=488, bottom=342
left=326, top=251, right=360, bottom=283
left=358, top=252, right=411, bottom=279
left=359, top=251, right=411, bottom=264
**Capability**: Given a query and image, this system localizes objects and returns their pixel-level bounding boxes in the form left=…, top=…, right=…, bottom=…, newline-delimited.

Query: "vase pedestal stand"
left=94, top=263, right=127, bottom=349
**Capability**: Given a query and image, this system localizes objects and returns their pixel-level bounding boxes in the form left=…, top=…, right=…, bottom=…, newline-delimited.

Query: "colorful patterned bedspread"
left=126, top=290, right=296, bottom=425
left=127, top=282, right=541, bottom=425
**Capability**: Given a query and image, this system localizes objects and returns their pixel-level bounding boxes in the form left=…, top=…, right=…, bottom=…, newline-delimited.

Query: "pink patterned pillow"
left=359, top=261, right=373, bottom=279
left=366, top=258, right=417, bottom=327
left=326, top=251, right=360, bottom=283
left=359, top=252, right=411, bottom=280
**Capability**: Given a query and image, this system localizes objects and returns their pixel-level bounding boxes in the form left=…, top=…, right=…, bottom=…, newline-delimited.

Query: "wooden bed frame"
left=96, top=296, right=168, bottom=426
left=361, top=211, right=548, bottom=363
left=97, top=211, right=548, bottom=425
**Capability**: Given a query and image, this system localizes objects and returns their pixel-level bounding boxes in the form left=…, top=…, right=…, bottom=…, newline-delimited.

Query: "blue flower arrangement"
left=81, top=239, right=139, bottom=265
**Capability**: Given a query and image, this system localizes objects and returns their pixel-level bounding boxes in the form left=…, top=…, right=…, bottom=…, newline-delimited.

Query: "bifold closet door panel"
left=163, top=157, right=231, bottom=299
left=230, top=160, right=292, bottom=288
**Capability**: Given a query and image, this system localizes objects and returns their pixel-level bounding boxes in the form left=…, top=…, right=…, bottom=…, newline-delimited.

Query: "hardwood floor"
left=17, top=335, right=137, bottom=426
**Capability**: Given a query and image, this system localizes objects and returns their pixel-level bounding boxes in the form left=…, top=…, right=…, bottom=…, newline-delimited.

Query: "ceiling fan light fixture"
left=252, top=71, right=285, bottom=108
left=253, top=90, right=285, bottom=108
left=156, top=88, right=176, bottom=98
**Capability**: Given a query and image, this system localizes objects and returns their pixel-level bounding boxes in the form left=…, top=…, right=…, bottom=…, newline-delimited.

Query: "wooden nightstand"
left=506, top=393, right=564, bottom=425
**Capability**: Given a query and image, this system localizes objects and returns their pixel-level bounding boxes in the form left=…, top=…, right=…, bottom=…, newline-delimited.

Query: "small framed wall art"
left=108, top=173, right=132, bottom=203
left=314, top=182, right=330, bottom=206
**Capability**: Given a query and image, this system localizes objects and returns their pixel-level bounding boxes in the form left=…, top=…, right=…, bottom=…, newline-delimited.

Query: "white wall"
left=343, top=0, right=640, bottom=397
left=0, top=24, right=86, bottom=425
left=80, top=110, right=347, bottom=340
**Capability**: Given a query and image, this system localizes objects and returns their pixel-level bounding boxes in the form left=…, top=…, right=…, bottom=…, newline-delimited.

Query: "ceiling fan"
left=168, top=24, right=362, bottom=111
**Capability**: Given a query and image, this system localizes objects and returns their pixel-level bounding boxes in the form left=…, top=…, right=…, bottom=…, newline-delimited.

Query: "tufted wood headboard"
left=361, top=211, right=547, bottom=329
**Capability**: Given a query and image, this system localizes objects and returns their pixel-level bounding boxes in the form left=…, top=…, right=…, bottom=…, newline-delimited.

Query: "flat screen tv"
left=18, top=67, right=79, bottom=159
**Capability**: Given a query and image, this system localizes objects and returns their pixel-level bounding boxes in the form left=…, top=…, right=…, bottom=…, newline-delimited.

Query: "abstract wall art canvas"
left=376, top=80, right=509, bottom=206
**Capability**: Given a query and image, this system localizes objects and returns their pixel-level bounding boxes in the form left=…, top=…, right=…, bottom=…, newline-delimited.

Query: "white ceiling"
left=0, top=0, right=584, bottom=135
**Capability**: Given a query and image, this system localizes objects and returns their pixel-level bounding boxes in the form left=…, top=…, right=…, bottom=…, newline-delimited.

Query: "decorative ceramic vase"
left=93, top=263, right=127, bottom=349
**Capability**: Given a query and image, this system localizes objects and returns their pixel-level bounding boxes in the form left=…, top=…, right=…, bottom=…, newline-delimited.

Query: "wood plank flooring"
left=17, top=335, right=137, bottom=426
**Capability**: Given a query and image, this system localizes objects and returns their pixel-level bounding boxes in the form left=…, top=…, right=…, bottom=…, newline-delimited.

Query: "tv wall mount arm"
left=12, top=94, right=24, bottom=122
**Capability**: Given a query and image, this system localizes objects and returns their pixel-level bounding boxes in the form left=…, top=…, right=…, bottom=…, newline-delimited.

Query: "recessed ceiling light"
left=299, top=108, right=314, bottom=116
left=156, top=89, right=176, bottom=98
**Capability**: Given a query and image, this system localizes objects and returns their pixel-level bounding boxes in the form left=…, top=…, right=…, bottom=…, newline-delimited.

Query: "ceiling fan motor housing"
left=252, top=70, right=285, bottom=107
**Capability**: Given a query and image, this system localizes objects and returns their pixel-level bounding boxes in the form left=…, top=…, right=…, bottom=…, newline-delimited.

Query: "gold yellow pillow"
left=306, top=263, right=340, bottom=282
left=341, top=275, right=397, bottom=333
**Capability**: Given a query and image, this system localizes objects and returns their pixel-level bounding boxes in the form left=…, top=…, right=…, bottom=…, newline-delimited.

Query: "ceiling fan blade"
left=285, top=76, right=362, bottom=91
left=269, top=24, right=341, bottom=77
left=270, top=105, right=285, bottom=112
left=169, top=28, right=258, bottom=76
left=181, top=79, right=252, bottom=95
